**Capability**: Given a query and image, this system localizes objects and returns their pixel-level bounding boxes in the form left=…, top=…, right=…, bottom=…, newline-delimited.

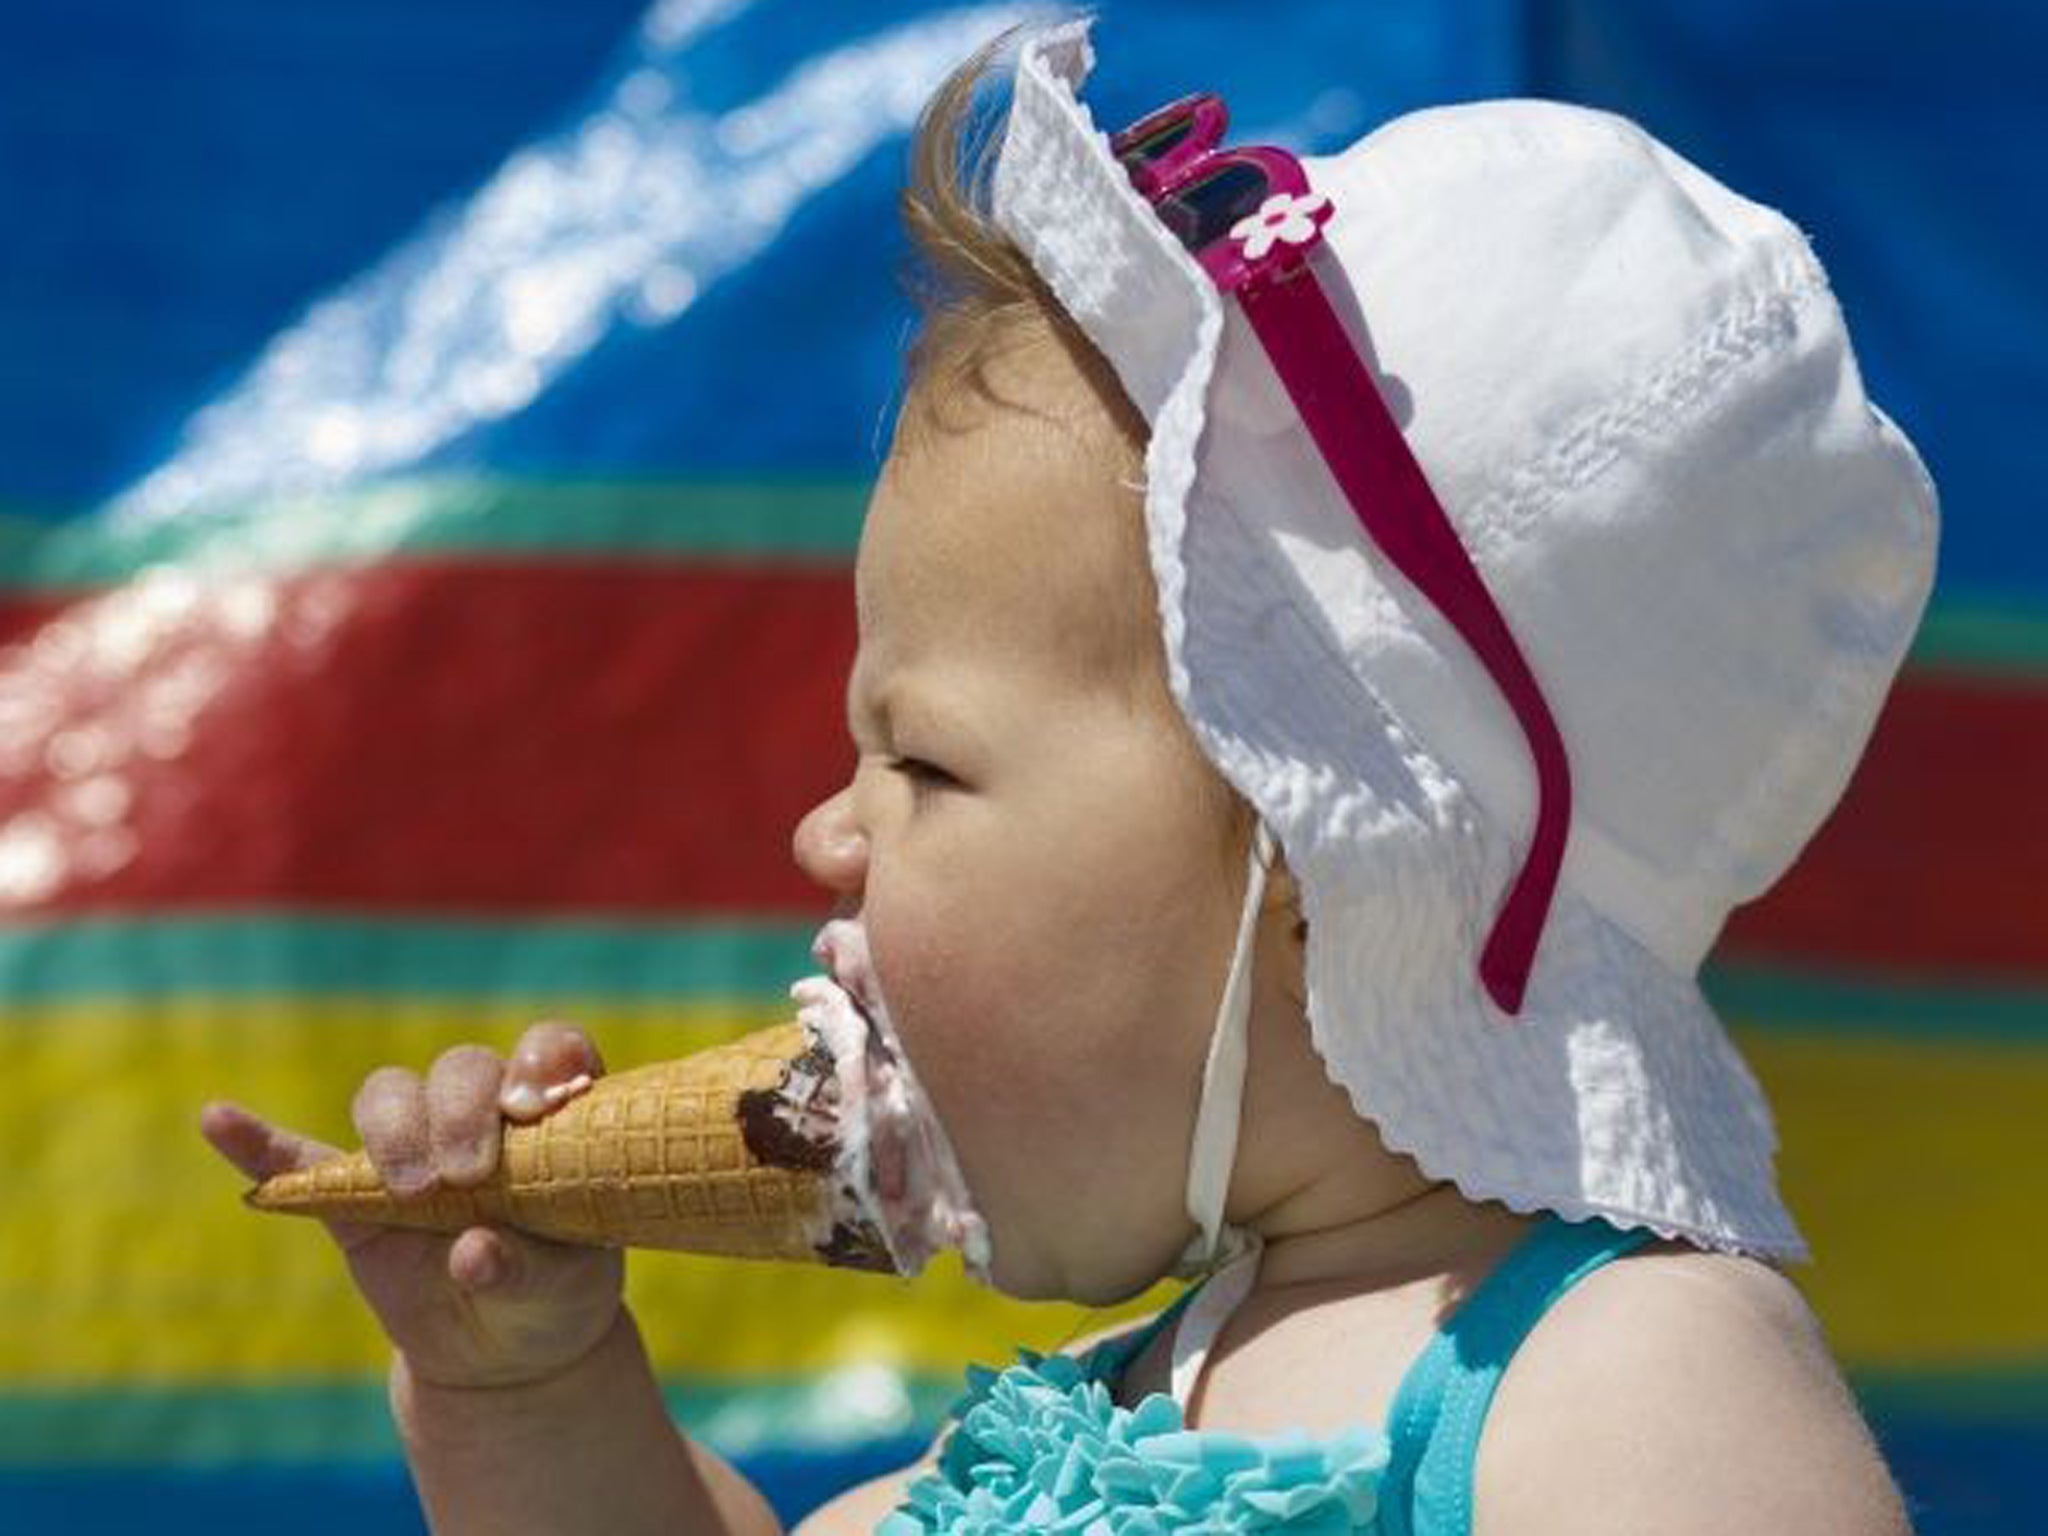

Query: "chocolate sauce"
left=815, top=1219, right=896, bottom=1272
left=736, top=1039, right=841, bottom=1175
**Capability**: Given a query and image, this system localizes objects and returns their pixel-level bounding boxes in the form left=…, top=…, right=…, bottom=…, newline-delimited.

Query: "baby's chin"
left=978, top=1215, right=1191, bottom=1307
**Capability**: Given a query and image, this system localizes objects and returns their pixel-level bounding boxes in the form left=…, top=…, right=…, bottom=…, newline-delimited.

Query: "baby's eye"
left=889, top=756, right=956, bottom=792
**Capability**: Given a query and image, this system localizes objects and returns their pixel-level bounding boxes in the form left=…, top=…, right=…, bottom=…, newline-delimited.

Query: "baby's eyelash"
left=889, top=756, right=954, bottom=789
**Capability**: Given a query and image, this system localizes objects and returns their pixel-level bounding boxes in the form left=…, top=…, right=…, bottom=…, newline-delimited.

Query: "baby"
left=200, top=20, right=1932, bottom=1536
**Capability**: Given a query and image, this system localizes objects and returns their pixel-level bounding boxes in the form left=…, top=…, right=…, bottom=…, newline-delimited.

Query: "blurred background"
left=1, top=1, right=2042, bottom=1532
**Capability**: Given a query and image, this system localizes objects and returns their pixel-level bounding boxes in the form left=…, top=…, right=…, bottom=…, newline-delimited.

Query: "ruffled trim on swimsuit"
left=879, top=1349, right=1390, bottom=1535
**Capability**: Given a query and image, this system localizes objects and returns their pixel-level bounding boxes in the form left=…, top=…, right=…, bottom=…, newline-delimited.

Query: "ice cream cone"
left=245, top=1021, right=895, bottom=1271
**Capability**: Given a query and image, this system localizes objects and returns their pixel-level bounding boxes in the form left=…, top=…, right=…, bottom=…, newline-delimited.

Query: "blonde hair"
left=893, top=34, right=1135, bottom=422
left=892, top=32, right=1265, bottom=885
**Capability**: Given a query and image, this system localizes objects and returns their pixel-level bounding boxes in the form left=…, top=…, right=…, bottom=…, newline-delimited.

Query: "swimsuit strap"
left=1169, top=1236, right=1264, bottom=1407
left=1379, top=1213, right=1658, bottom=1536
left=1083, top=1234, right=1263, bottom=1406
left=1084, top=1282, right=1206, bottom=1389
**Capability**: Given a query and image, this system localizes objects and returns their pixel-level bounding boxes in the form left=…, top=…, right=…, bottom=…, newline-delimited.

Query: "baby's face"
left=792, top=335, right=1249, bottom=1303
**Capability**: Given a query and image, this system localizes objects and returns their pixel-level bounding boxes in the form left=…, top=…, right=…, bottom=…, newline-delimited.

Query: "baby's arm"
left=202, top=1020, right=783, bottom=1536
left=393, top=1306, right=781, bottom=1536
left=1477, top=1253, right=1913, bottom=1535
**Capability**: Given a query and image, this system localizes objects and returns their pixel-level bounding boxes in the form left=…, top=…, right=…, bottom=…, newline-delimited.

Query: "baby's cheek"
left=866, top=919, right=1045, bottom=1161
left=871, top=920, right=1030, bottom=1093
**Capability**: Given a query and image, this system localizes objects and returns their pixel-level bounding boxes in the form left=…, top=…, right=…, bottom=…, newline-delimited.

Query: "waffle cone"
left=245, top=1022, right=893, bottom=1270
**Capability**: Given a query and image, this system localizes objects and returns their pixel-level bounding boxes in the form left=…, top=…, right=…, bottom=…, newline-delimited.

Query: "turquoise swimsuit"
left=881, top=1213, right=1653, bottom=1536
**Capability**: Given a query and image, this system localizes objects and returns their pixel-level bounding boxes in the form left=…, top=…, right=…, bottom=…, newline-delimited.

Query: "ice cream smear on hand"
left=788, top=918, right=993, bottom=1283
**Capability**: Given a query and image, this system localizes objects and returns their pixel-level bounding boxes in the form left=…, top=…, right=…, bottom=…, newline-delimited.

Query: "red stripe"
left=1721, top=670, right=2048, bottom=979
left=0, top=561, right=854, bottom=916
left=6, top=568, right=2046, bottom=979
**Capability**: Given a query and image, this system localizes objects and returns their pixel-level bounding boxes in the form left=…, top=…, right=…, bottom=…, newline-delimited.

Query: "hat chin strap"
left=1174, top=820, right=1277, bottom=1279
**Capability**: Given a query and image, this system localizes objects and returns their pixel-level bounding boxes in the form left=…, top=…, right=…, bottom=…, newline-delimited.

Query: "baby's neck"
left=1249, top=1180, right=1541, bottom=1296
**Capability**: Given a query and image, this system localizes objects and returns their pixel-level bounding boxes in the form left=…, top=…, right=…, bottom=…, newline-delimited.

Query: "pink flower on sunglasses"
left=1230, top=190, right=1332, bottom=260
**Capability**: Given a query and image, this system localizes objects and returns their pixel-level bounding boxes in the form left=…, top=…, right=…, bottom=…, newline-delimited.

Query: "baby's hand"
left=199, top=1021, right=625, bottom=1391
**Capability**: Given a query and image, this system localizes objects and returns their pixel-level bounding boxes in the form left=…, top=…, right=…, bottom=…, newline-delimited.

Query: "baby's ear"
left=1260, top=854, right=1310, bottom=1013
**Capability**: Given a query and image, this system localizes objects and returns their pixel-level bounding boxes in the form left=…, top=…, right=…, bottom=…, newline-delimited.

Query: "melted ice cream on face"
left=787, top=919, right=993, bottom=1283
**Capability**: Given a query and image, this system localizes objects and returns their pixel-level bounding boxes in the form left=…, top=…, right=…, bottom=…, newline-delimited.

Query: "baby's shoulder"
left=1508, top=1237, right=1819, bottom=1369
left=1475, top=1242, right=1910, bottom=1536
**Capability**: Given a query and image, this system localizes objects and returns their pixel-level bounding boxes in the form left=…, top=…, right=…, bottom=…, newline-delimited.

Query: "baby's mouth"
left=787, top=918, right=992, bottom=1282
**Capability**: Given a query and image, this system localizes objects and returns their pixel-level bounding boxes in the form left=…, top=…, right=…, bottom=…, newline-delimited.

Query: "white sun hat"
left=989, top=20, right=1938, bottom=1265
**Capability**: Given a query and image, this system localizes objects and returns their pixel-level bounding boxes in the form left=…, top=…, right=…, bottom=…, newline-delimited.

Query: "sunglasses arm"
left=1236, top=270, right=1572, bottom=1016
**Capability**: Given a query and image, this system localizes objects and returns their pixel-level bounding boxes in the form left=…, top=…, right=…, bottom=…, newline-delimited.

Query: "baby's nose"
left=792, top=788, right=868, bottom=898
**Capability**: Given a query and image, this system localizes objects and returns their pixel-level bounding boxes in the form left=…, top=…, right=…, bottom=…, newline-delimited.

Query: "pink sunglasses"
left=1111, top=94, right=1571, bottom=1018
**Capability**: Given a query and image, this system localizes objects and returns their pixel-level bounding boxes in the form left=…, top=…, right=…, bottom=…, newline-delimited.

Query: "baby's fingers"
left=198, top=1100, right=343, bottom=1184
left=200, top=1101, right=385, bottom=1251
left=353, top=1065, right=433, bottom=1196
left=446, top=1223, right=616, bottom=1300
left=499, top=1019, right=603, bottom=1123
left=426, top=1044, right=505, bottom=1187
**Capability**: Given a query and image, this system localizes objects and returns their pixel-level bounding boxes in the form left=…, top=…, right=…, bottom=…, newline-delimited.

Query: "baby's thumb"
left=447, top=1224, right=608, bottom=1299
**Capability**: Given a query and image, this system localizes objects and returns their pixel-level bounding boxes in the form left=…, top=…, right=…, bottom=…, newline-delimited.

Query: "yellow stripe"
left=1736, top=1027, right=2048, bottom=1370
left=0, top=998, right=1162, bottom=1385
left=2, top=1001, right=2039, bottom=1385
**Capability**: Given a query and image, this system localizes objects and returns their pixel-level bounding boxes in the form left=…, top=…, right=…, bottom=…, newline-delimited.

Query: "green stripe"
left=0, top=478, right=865, bottom=592
left=3, top=918, right=2042, bottom=1039
left=1848, top=1364, right=2048, bottom=1425
left=1702, top=957, right=2048, bottom=1044
left=1908, top=598, right=2048, bottom=679
left=6, top=483, right=2048, bottom=679
left=2, top=1366, right=2037, bottom=1467
left=0, top=915, right=818, bottom=1004
left=0, top=1375, right=960, bottom=1466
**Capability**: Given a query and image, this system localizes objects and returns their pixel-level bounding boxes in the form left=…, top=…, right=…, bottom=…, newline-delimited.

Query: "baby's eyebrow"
left=846, top=672, right=982, bottom=756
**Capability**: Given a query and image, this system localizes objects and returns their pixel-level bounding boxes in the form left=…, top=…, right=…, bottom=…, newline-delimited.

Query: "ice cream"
left=795, top=918, right=991, bottom=1279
